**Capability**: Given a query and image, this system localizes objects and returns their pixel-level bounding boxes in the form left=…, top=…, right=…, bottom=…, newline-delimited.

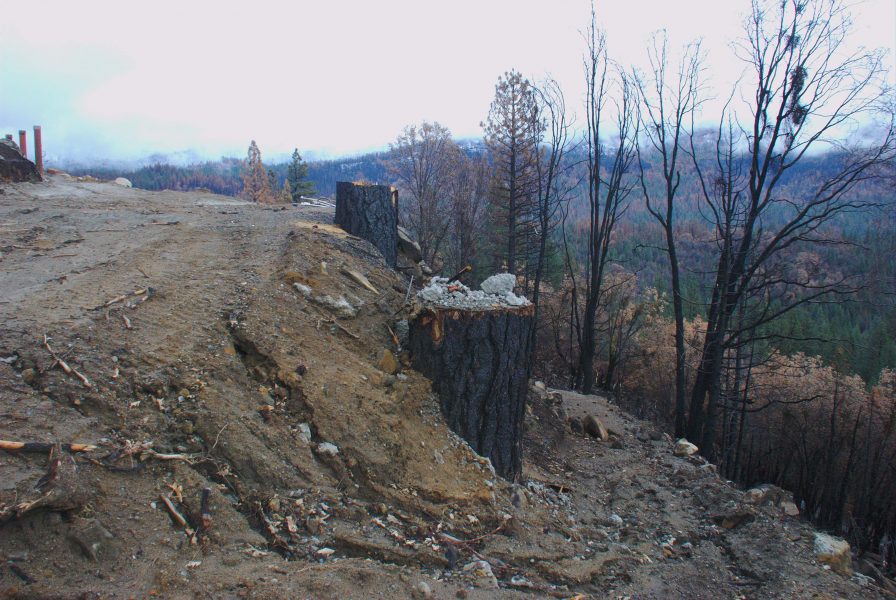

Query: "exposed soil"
left=0, top=176, right=884, bottom=599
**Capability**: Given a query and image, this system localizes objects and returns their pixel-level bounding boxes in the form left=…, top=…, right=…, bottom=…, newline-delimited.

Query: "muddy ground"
left=0, top=176, right=884, bottom=599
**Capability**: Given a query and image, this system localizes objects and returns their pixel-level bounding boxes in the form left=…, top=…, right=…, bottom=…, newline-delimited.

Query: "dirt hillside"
left=0, top=176, right=884, bottom=599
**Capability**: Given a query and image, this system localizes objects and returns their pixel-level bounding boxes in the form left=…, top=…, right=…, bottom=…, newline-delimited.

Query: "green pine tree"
left=287, top=148, right=316, bottom=203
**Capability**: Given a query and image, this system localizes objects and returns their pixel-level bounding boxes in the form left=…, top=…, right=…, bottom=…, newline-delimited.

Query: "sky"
left=1, top=0, right=894, bottom=164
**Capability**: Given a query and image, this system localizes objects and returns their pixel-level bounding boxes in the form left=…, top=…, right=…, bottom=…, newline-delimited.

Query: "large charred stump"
left=335, top=181, right=397, bottom=267
left=409, top=305, right=534, bottom=481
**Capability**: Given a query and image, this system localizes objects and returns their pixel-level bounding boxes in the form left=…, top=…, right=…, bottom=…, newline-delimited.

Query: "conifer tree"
left=287, top=149, right=316, bottom=203
left=482, top=70, right=543, bottom=278
left=241, top=140, right=275, bottom=203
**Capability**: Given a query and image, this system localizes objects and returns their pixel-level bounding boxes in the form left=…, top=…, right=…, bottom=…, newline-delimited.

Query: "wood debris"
left=341, top=268, right=379, bottom=294
left=159, top=493, right=196, bottom=542
left=91, top=287, right=153, bottom=311
left=43, top=334, right=91, bottom=388
left=0, top=440, right=97, bottom=453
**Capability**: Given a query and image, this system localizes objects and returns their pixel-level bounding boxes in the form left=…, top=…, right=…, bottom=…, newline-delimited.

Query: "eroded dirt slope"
left=0, top=177, right=882, bottom=599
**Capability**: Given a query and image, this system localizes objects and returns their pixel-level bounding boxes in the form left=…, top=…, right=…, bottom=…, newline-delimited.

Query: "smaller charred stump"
left=335, top=181, right=397, bottom=267
left=409, top=305, right=534, bottom=481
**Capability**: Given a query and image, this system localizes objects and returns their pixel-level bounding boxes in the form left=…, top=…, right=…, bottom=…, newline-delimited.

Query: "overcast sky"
left=1, top=0, right=893, bottom=163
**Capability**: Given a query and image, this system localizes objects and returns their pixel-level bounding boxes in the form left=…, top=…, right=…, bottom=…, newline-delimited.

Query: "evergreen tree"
left=241, top=140, right=275, bottom=203
left=287, top=148, right=316, bottom=203
left=482, top=70, right=543, bottom=278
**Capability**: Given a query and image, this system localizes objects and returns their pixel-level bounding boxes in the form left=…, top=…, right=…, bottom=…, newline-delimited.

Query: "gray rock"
left=312, top=294, right=357, bottom=319
left=317, top=442, right=339, bottom=456
left=480, top=273, right=516, bottom=295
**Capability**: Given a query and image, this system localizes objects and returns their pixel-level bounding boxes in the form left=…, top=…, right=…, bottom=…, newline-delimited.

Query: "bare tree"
left=687, top=0, right=895, bottom=459
left=385, top=122, right=462, bottom=265
left=529, top=77, right=574, bottom=359
left=635, top=31, right=704, bottom=437
left=445, top=153, right=490, bottom=276
left=574, top=11, right=640, bottom=394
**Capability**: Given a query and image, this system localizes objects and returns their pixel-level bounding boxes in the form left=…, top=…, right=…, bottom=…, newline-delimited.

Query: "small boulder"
left=480, top=273, right=516, bottom=296
left=462, top=560, right=499, bottom=588
left=317, top=442, right=339, bottom=456
left=377, top=349, right=399, bottom=375
left=397, top=226, right=423, bottom=263
left=582, top=415, right=609, bottom=441
left=113, top=177, right=132, bottom=188
left=814, top=532, right=852, bottom=575
left=673, top=438, right=699, bottom=457
left=312, top=294, right=357, bottom=319
left=780, top=501, right=800, bottom=517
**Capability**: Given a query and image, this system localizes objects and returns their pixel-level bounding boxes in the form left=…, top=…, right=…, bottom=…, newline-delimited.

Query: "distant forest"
left=65, top=153, right=390, bottom=199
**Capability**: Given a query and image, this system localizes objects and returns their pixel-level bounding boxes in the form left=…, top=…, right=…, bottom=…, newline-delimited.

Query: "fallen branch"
left=0, top=440, right=97, bottom=453
left=199, top=488, right=212, bottom=530
left=160, top=493, right=196, bottom=542
left=341, top=268, right=379, bottom=294
left=447, top=265, right=472, bottom=284
left=310, top=306, right=360, bottom=339
left=386, top=325, right=400, bottom=347
left=121, top=315, right=132, bottom=330
left=104, top=290, right=144, bottom=307
left=43, top=334, right=91, bottom=388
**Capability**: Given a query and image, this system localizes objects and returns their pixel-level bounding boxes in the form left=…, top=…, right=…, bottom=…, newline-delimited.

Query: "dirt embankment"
left=0, top=177, right=883, bottom=599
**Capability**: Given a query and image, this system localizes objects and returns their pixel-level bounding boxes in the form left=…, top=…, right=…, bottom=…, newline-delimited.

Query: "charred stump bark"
left=335, top=181, right=397, bottom=267
left=409, top=305, right=534, bottom=481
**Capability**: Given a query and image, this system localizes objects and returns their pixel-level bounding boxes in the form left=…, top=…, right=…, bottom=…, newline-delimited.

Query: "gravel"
left=416, top=274, right=530, bottom=310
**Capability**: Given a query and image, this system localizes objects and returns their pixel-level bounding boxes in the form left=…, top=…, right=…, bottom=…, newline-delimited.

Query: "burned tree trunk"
left=409, top=305, right=534, bottom=481
left=335, top=181, right=397, bottom=267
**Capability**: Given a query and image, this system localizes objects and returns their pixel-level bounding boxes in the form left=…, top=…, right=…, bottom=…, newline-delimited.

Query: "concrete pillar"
left=18, top=130, right=27, bottom=158
left=33, top=125, right=42, bottom=174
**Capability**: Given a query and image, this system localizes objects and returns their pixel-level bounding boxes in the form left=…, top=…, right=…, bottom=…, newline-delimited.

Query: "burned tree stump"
left=335, top=181, right=397, bottom=267
left=409, top=302, right=534, bottom=481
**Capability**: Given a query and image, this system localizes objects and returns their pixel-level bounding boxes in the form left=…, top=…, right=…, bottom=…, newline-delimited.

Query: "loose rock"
left=814, top=532, right=852, bottom=576
left=673, top=439, right=699, bottom=457
left=377, top=349, right=399, bottom=375
left=582, top=415, right=609, bottom=441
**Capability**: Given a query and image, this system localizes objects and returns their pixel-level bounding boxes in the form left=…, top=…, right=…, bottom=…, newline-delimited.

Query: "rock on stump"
left=409, top=294, right=534, bottom=481
left=335, top=181, right=397, bottom=267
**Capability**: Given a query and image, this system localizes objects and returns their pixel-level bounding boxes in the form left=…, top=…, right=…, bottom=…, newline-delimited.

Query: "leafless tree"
left=635, top=31, right=704, bottom=437
left=574, top=9, right=640, bottom=394
left=385, top=122, right=462, bottom=265
left=687, top=0, right=895, bottom=459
